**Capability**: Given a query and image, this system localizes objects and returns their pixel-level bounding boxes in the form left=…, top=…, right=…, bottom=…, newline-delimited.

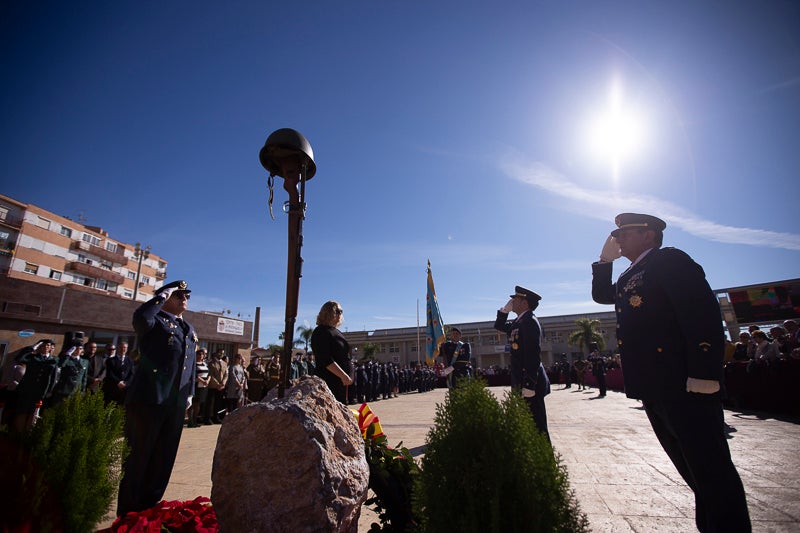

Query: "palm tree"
left=296, top=324, right=314, bottom=351
left=567, top=317, right=606, bottom=354
left=278, top=331, right=305, bottom=348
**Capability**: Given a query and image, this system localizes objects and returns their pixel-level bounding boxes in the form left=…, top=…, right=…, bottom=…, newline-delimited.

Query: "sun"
left=584, top=79, right=647, bottom=181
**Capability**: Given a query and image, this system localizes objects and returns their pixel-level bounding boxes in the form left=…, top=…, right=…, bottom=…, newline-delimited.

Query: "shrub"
left=414, top=379, right=588, bottom=532
left=0, top=391, right=127, bottom=533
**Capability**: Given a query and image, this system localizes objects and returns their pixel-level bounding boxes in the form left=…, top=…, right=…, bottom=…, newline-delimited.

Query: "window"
left=106, top=242, right=117, bottom=253
left=24, top=263, right=39, bottom=274
left=127, top=271, right=136, bottom=280
left=82, top=233, right=101, bottom=246
left=123, top=289, right=133, bottom=298
left=141, top=275, right=150, bottom=285
left=388, top=343, right=400, bottom=353
left=71, top=275, right=86, bottom=285
left=60, top=226, right=73, bottom=238
left=0, top=206, right=7, bottom=221
left=96, top=279, right=108, bottom=290
left=36, top=216, right=51, bottom=230
left=101, top=261, right=113, bottom=270
left=49, top=270, right=62, bottom=280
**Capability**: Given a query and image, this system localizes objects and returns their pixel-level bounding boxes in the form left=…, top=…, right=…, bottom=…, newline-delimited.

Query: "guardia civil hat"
left=610, top=213, right=667, bottom=238
left=510, top=285, right=542, bottom=304
left=155, top=280, right=191, bottom=296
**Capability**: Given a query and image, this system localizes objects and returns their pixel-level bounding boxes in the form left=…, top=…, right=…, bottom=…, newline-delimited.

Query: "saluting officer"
left=117, top=280, right=198, bottom=517
left=591, top=213, right=750, bottom=532
left=494, top=286, right=551, bottom=443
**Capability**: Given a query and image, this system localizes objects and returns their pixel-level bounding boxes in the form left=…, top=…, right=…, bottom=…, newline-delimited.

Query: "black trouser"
left=118, top=400, right=185, bottom=516
left=643, top=394, right=751, bottom=532
left=595, top=372, right=607, bottom=396
left=524, top=394, right=550, bottom=444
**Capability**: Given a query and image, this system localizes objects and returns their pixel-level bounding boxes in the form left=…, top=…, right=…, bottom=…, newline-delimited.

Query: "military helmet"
left=259, top=128, right=316, bottom=179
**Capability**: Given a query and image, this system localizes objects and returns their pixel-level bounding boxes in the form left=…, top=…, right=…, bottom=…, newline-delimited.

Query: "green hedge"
left=414, top=379, right=588, bottom=532
left=0, top=391, right=127, bottom=533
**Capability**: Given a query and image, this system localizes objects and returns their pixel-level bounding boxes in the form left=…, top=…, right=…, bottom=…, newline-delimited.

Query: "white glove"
left=599, top=235, right=622, bottom=263
left=686, top=377, right=720, bottom=394
left=186, top=396, right=193, bottom=409
left=443, top=366, right=454, bottom=376
left=500, top=299, right=514, bottom=314
left=160, top=287, right=176, bottom=301
left=522, top=388, right=536, bottom=398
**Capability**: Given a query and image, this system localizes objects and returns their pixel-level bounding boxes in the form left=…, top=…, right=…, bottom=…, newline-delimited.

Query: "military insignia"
left=168, top=336, right=175, bottom=347
left=192, top=333, right=198, bottom=343
left=699, top=342, right=711, bottom=352
left=169, top=321, right=177, bottom=329
left=623, top=271, right=644, bottom=292
left=629, top=295, right=643, bottom=308
left=178, top=280, right=187, bottom=290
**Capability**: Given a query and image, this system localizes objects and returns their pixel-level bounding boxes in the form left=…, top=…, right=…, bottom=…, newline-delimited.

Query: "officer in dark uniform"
left=439, top=327, right=472, bottom=388
left=591, top=213, right=750, bottom=532
left=117, top=280, right=198, bottom=517
left=494, top=286, right=551, bottom=443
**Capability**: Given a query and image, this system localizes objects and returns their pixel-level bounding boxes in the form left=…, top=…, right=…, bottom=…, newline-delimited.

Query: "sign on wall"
left=217, top=317, right=245, bottom=336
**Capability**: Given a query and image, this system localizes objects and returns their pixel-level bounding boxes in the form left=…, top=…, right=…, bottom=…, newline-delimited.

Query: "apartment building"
left=0, top=194, right=165, bottom=300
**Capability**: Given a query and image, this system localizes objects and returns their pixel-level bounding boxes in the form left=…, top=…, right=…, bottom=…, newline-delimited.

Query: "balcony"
left=0, top=215, right=23, bottom=229
left=155, top=268, right=167, bottom=280
left=70, top=240, right=127, bottom=265
left=66, top=261, right=125, bottom=284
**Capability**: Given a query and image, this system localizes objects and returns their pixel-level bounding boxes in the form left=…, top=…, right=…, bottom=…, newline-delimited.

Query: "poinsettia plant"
left=107, top=496, right=217, bottom=533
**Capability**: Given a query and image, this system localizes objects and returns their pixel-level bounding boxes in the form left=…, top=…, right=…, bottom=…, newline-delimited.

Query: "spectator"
left=85, top=341, right=107, bottom=393
left=264, top=352, right=280, bottom=397
left=189, top=348, right=210, bottom=427
left=225, top=353, right=247, bottom=412
left=753, top=330, right=781, bottom=363
left=206, top=351, right=228, bottom=424
left=246, top=355, right=266, bottom=402
left=732, top=332, right=754, bottom=361
left=104, top=342, right=134, bottom=405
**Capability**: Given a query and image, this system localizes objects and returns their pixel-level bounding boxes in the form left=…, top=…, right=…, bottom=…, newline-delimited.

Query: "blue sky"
left=2, top=1, right=799, bottom=345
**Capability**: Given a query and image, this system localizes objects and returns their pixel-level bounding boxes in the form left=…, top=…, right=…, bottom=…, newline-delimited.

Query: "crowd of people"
left=1, top=338, right=135, bottom=433
left=730, top=320, right=800, bottom=365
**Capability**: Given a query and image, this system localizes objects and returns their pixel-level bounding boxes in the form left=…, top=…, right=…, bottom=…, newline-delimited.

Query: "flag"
left=425, top=260, right=446, bottom=366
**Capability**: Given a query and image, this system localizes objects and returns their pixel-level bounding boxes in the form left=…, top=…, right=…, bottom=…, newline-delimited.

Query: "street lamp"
left=132, top=242, right=151, bottom=301
left=259, top=128, right=316, bottom=398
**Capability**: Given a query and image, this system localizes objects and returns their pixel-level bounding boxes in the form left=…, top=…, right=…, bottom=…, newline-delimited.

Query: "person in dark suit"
left=591, top=213, right=750, bottom=532
left=494, top=286, right=551, bottom=443
left=104, top=342, right=134, bottom=405
left=117, top=280, right=197, bottom=517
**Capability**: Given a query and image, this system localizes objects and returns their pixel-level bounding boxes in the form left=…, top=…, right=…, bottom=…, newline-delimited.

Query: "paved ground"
left=97, top=385, right=800, bottom=532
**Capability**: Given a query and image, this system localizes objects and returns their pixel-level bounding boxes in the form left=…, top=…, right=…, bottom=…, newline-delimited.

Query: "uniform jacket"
left=439, top=340, right=471, bottom=367
left=494, top=310, right=551, bottom=397
left=52, top=354, right=88, bottom=398
left=591, top=247, right=725, bottom=400
left=14, top=348, right=58, bottom=411
left=127, top=295, right=197, bottom=406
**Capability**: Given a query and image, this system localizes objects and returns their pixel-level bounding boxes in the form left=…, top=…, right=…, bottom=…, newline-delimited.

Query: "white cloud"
left=501, top=157, right=800, bottom=251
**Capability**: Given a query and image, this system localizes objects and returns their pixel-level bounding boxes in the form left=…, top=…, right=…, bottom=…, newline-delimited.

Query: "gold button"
left=616, top=308, right=622, bottom=313
left=657, top=347, right=663, bottom=352
left=618, top=340, right=623, bottom=346
left=152, top=369, right=157, bottom=373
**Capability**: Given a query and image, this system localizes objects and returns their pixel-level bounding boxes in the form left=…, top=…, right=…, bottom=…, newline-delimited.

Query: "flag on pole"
left=425, top=260, right=446, bottom=366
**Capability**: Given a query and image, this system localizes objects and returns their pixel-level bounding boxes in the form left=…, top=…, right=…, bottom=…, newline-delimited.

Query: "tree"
left=361, top=342, right=378, bottom=360
left=567, top=317, right=605, bottom=354
left=296, top=324, right=314, bottom=351
left=278, top=331, right=305, bottom=348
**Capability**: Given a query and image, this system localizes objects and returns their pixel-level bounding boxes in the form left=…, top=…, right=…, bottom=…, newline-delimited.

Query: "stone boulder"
left=211, top=375, right=369, bottom=533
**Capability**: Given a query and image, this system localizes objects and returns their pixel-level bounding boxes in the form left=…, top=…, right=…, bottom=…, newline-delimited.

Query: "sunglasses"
left=173, top=292, right=191, bottom=300
left=334, top=308, right=343, bottom=315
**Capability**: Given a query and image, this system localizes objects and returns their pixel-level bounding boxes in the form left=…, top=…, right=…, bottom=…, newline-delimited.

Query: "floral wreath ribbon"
left=353, top=402, right=384, bottom=440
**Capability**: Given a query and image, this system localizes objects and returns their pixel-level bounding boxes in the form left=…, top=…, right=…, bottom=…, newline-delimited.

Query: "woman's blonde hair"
left=316, top=300, right=342, bottom=328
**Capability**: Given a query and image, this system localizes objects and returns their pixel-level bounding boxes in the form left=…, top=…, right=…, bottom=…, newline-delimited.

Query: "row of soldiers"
left=352, top=361, right=437, bottom=405
left=1, top=337, right=132, bottom=434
